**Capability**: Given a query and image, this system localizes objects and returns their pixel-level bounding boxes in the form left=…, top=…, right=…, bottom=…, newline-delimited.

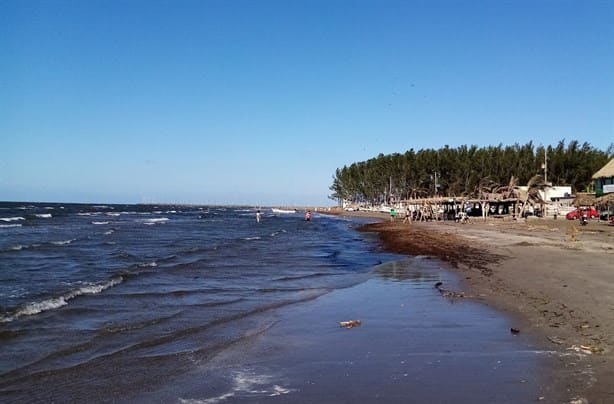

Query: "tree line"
left=329, top=140, right=613, bottom=205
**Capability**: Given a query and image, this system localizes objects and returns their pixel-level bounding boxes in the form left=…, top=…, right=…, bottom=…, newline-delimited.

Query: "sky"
left=1, top=0, right=613, bottom=206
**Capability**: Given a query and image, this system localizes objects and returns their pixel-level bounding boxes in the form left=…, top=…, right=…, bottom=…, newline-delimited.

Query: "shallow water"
left=141, top=260, right=550, bottom=404
left=0, top=202, right=548, bottom=402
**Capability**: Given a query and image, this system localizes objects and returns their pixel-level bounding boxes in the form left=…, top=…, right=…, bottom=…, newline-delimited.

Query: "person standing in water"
left=256, top=210, right=261, bottom=223
left=305, top=210, right=311, bottom=221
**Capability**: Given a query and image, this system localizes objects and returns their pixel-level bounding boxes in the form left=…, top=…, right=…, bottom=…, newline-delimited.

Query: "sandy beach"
left=345, top=211, right=614, bottom=403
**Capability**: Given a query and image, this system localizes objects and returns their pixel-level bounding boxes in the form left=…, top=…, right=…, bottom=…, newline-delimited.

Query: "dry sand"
left=334, top=210, right=613, bottom=403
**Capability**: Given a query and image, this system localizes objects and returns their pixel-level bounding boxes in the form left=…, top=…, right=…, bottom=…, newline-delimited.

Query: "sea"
left=0, top=202, right=551, bottom=403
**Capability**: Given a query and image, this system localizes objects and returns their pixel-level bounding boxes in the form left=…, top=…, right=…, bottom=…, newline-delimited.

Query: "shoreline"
left=173, top=260, right=557, bottom=403
left=329, top=210, right=614, bottom=403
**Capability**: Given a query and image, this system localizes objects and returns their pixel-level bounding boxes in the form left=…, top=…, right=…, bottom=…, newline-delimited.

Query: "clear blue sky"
left=2, top=0, right=613, bottom=206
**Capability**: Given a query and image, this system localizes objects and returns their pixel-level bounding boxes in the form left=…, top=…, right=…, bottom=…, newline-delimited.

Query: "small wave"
left=103, top=229, right=115, bottom=235
left=243, top=236, right=261, bottom=241
left=92, top=221, right=109, bottom=225
left=0, top=276, right=124, bottom=323
left=140, top=217, right=169, bottom=225
left=0, top=216, right=25, bottom=222
left=0, top=224, right=22, bottom=228
left=51, top=239, right=75, bottom=246
left=106, top=212, right=121, bottom=216
left=137, top=261, right=158, bottom=268
left=270, top=229, right=287, bottom=237
left=34, top=213, right=52, bottom=218
left=179, top=370, right=294, bottom=404
left=273, top=273, right=331, bottom=281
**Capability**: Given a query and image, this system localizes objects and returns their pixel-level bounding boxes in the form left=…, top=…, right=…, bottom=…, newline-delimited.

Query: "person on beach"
left=256, top=210, right=261, bottom=223
left=305, top=210, right=311, bottom=221
left=403, top=207, right=412, bottom=223
left=390, top=208, right=397, bottom=221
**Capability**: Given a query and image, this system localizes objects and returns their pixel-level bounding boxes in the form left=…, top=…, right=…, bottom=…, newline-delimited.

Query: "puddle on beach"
left=134, top=258, right=555, bottom=404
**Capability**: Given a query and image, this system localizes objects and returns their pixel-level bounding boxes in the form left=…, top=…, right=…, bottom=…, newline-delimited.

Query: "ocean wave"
left=34, top=213, right=52, bottom=218
left=273, top=272, right=332, bottom=281
left=243, top=236, right=261, bottom=241
left=0, top=224, right=22, bottom=228
left=2, top=240, right=71, bottom=252
left=92, top=221, right=109, bottom=225
left=140, top=217, right=169, bottom=225
left=51, top=239, right=75, bottom=246
left=0, top=276, right=124, bottom=323
left=179, top=370, right=294, bottom=404
left=0, top=216, right=25, bottom=222
left=137, top=261, right=158, bottom=268
left=106, top=212, right=121, bottom=216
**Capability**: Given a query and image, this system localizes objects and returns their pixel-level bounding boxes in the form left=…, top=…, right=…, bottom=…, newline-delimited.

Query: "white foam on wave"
left=104, top=229, right=115, bottom=235
left=243, top=236, right=261, bottom=241
left=51, top=239, right=75, bottom=246
left=35, top=213, right=52, bottom=218
left=0, top=276, right=124, bottom=323
left=0, top=224, right=22, bottom=228
left=78, top=211, right=106, bottom=217
left=1, top=216, right=25, bottom=222
left=179, top=370, right=294, bottom=404
left=92, top=221, right=109, bottom=225
left=140, top=217, right=169, bottom=225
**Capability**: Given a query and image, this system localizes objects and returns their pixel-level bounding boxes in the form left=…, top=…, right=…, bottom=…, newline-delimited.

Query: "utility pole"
left=544, top=147, right=548, bottom=184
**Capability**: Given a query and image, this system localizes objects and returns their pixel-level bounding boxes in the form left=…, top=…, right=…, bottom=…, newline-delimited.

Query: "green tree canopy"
left=330, top=140, right=612, bottom=205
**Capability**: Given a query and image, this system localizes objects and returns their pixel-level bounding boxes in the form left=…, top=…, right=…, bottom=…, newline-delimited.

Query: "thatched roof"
left=574, top=193, right=596, bottom=207
left=592, top=159, right=614, bottom=179
left=595, top=193, right=614, bottom=207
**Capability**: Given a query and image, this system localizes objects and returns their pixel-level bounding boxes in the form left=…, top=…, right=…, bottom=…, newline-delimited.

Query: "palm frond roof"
left=592, top=159, right=614, bottom=179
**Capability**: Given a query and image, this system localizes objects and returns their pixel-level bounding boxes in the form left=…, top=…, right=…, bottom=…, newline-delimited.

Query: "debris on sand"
left=339, top=320, right=362, bottom=329
left=547, top=336, right=566, bottom=345
left=510, top=327, right=520, bottom=335
left=569, top=345, right=604, bottom=355
left=434, top=281, right=467, bottom=298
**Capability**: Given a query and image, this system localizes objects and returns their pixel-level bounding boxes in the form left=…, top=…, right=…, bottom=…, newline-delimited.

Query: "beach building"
left=592, top=158, right=614, bottom=197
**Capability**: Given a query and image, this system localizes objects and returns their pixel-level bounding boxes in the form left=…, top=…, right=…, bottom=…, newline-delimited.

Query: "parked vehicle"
left=566, top=207, right=599, bottom=220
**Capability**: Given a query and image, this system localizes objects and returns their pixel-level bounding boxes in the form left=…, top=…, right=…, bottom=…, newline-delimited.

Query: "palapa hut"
left=592, top=158, right=614, bottom=197
left=595, top=193, right=614, bottom=220
left=574, top=192, right=596, bottom=208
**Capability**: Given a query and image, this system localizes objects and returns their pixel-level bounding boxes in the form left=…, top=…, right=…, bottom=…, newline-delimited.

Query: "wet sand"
left=162, top=260, right=555, bottom=404
left=349, top=212, right=614, bottom=403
